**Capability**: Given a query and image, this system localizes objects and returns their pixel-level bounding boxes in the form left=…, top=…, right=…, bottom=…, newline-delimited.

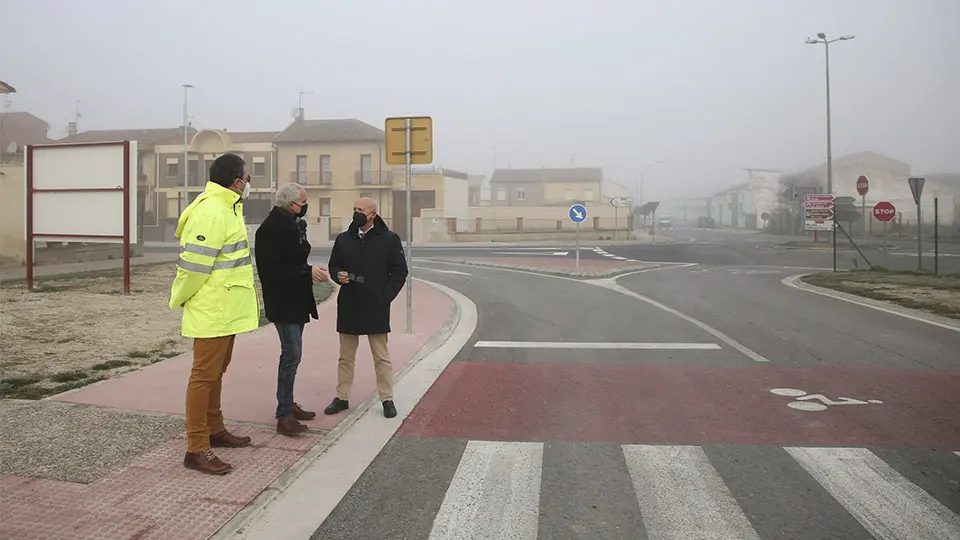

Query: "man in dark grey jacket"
left=323, top=197, right=408, bottom=419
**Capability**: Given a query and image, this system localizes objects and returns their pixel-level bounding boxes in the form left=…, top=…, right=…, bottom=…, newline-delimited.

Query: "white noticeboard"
left=29, top=141, right=139, bottom=244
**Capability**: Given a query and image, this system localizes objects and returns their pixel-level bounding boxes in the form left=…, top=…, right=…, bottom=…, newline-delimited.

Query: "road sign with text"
left=856, top=175, right=869, bottom=196
left=804, top=194, right=834, bottom=231
left=873, top=201, right=896, bottom=222
left=385, top=116, right=433, bottom=165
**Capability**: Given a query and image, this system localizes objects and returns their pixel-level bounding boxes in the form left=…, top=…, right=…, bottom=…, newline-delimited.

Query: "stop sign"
left=856, top=175, right=869, bottom=196
left=873, top=201, right=896, bottom=222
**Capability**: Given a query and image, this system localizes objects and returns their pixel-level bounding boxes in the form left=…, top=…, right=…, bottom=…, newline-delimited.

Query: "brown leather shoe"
left=292, top=403, right=316, bottom=420
left=184, top=449, right=232, bottom=475
left=210, top=430, right=251, bottom=448
left=277, top=415, right=309, bottom=436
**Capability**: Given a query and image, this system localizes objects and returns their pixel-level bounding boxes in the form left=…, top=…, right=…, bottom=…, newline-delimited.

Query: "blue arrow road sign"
left=568, top=204, right=587, bottom=223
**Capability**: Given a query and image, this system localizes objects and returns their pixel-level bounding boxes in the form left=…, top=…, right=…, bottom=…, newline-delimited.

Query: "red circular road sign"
left=856, top=175, right=869, bottom=196
left=873, top=201, right=896, bottom=222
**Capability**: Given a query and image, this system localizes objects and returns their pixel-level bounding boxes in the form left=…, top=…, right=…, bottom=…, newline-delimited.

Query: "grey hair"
left=275, top=183, right=305, bottom=207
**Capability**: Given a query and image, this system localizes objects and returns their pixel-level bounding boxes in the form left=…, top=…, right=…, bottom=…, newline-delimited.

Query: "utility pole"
left=182, top=84, right=194, bottom=214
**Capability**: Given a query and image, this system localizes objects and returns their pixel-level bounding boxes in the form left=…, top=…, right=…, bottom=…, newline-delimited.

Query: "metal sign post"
left=908, top=177, right=925, bottom=271
left=569, top=204, right=587, bottom=269
left=385, top=116, right=434, bottom=334
left=404, top=119, right=412, bottom=333
left=873, top=201, right=896, bottom=269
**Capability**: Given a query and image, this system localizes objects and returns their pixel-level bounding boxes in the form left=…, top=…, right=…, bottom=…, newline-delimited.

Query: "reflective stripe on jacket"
left=168, top=181, right=260, bottom=338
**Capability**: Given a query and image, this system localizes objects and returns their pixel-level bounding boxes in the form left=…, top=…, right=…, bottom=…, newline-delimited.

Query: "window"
left=319, top=197, right=331, bottom=216
left=360, top=192, right=373, bottom=199
left=516, top=188, right=526, bottom=201
left=253, top=157, right=266, bottom=177
left=360, top=154, right=372, bottom=184
left=564, top=189, right=573, bottom=200
left=319, top=155, right=331, bottom=184
left=584, top=189, right=595, bottom=201
left=296, top=155, right=307, bottom=183
left=165, top=157, right=179, bottom=178
left=187, top=159, right=198, bottom=179
left=497, top=188, right=507, bottom=201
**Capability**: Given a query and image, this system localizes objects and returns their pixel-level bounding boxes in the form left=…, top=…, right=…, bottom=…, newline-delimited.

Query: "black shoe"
left=382, top=400, right=397, bottom=418
left=324, top=397, right=349, bottom=415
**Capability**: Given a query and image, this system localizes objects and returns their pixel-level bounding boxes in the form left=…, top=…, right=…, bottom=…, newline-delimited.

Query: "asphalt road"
left=308, top=231, right=960, bottom=539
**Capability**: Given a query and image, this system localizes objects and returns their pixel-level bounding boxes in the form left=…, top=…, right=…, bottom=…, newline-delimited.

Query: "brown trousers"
left=337, top=333, right=393, bottom=401
left=185, top=335, right=235, bottom=452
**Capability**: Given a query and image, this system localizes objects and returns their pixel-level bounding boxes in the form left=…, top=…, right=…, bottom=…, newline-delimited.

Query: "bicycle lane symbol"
left=770, top=388, right=884, bottom=412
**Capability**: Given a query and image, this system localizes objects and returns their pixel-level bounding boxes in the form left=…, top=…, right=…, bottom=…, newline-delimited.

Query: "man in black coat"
left=323, top=197, right=408, bottom=419
left=254, top=183, right=330, bottom=436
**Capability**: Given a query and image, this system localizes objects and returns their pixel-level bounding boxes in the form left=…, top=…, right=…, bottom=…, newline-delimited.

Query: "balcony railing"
left=288, top=171, right=333, bottom=185
left=355, top=170, right=393, bottom=186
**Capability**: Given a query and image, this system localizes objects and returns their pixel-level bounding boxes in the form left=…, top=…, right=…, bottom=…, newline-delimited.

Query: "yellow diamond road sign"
left=385, top=116, right=433, bottom=165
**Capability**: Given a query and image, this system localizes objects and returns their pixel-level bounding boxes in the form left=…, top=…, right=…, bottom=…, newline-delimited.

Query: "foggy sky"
left=3, top=0, right=958, bottom=201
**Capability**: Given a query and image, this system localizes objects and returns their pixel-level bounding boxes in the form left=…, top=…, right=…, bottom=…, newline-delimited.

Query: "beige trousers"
left=337, top=333, right=393, bottom=401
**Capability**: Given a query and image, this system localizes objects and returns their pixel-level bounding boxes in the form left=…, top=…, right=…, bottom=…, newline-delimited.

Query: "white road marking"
left=474, top=341, right=721, bottom=350
left=955, top=451, right=960, bottom=458
left=613, top=256, right=628, bottom=260
left=225, top=281, right=479, bottom=540
left=552, top=251, right=569, bottom=256
left=782, top=274, right=960, bottom=333
left=589, top=275, right=771, bottom=362
left=490, top=251, right=566, bottom=256
left=623, top=444, right=762, bottom=540
left=429, top=441, right=543, bottom=540
left=412, top=266, right=472, bottom=276
left=786, top=447, right=960, bottom=540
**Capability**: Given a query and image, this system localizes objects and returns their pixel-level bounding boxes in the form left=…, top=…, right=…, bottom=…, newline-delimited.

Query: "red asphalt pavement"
left=2, top=280, right=452, bottom=540
left=398, top=361, right=960, bottom=449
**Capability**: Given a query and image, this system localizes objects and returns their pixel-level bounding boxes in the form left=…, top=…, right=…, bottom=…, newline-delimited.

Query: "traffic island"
left=800, top=270, right=960, bottom=320
left=425, top=257, right=665, bottom=278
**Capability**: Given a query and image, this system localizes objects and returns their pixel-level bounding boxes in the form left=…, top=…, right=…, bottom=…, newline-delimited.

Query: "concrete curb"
left=418, top=257, right=666, bottom=279
left=208, top=277, right=471, bottom=540
left=782, top=273, right=960, bottom=333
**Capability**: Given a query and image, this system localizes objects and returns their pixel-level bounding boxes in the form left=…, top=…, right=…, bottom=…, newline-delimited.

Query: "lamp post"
left=182, top=84, right=194, bottom=214
left=805, top=33, right=854, bottom=195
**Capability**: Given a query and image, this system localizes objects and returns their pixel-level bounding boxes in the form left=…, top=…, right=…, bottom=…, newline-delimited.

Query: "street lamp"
left=806, top=33, right=854, bottom=195
left=182, top=84, right=194, bottom=214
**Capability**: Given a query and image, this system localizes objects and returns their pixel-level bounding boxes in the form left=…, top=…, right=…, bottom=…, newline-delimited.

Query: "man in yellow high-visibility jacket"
left=169, top=153, right=260, bottom=475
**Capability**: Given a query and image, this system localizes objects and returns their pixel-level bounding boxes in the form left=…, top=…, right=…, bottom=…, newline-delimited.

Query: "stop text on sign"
left=872, top=201, right=896, bottom=222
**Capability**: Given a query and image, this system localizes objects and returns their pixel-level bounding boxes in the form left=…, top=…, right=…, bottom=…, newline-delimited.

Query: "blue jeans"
left=275, top=323, right=304, bottom=420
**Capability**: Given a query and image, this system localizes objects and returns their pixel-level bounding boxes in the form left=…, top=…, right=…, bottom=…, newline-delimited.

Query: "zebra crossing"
left=592, top=246, right=639, bottom=262
left=333, top=440, right=960, bottom=540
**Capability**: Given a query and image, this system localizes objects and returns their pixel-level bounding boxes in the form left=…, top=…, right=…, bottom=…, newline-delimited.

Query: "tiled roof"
left=56, top=127, right=194, bottom=147
left=273, top=118, right=384, bottom=144
left=0, top=80, right=16, bottom=94
left=489, top=167, right=603, bottom=184
left=225, top=131, right=280, bottom=143
left=0, top=111, right=51, bottom=149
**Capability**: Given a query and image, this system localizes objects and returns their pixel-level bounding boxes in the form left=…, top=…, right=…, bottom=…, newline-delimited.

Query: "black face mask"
left=352, top=211, right=368, bottom=228
left=296, top=203, right=308, bottom=218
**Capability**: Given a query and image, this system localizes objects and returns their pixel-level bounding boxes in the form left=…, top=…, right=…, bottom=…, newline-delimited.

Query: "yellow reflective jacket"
left=169, top=181, right=260, bottom=338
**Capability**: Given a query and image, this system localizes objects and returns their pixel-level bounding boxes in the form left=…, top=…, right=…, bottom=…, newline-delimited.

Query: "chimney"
left=67, top=122, right=77, bottom=137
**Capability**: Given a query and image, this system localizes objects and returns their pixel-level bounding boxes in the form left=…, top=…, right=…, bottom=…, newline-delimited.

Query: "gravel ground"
left=1, top=263, right=336, bottom=399
left=0, top=400, right=184, bottom=483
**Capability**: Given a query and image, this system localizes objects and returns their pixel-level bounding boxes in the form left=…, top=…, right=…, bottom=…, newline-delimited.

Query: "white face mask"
left=241, top=181, right=251, bottom=199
